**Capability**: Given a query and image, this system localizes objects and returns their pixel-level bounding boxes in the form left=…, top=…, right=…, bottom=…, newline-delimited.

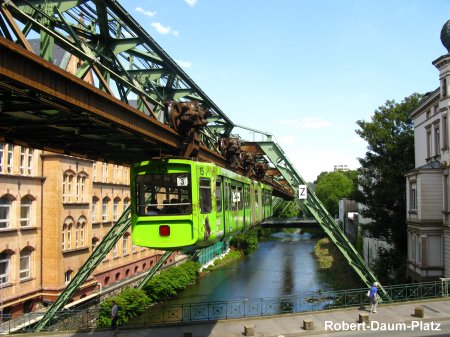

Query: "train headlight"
left=159, top=225, right=170, bottom=237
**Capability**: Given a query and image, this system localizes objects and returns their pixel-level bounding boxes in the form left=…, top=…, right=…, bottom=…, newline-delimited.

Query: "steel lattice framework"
left=1, top=0, right=234, bottom=138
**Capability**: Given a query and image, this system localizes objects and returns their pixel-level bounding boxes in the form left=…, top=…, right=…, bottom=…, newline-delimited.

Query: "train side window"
left=231, top=185, right=237, bottom=211
left=237, top=186, right=243, bottom=210
left=216, top=180, right=222, bottom=212
left=199, top=178, right=212, bottom=213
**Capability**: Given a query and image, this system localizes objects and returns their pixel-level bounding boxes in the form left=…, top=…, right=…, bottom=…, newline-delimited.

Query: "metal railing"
left=1, top=280, right=449, bottom=333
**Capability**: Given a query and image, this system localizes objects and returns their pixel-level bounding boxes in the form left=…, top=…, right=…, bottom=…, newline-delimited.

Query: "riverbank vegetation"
left=201, top=249, right=244, bottom=273
left=97, top=229, right=264, bottom=327
left=313, top=237, right=363, bottom=290
left=97, top=261, right=200, bottom=328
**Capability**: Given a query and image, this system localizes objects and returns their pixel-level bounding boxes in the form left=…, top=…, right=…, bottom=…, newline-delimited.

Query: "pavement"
left=10, top=298, right=450, bottom=337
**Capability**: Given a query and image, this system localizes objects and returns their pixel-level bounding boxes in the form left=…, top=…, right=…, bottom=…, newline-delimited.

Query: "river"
left=162, top=230, right=333, bottom=305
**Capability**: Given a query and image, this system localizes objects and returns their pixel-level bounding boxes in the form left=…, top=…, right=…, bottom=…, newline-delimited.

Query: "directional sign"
left=298, top=185, right=307, bottom=199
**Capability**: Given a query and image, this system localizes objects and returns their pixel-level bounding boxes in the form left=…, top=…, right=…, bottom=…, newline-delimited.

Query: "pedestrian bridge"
left=260, top=218, right=320, bottom=228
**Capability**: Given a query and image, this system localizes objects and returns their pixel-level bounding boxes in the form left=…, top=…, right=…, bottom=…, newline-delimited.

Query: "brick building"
left=0, top=145, right=170, bottom=317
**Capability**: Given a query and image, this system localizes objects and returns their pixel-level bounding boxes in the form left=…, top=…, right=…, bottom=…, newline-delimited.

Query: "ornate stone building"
left=405, top=20, right=450, bottom=281
left=0, top=145, right=172, bottom=317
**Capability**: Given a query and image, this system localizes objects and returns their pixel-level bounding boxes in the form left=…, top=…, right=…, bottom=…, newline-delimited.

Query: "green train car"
left=131, top=158, right=272, bottom=250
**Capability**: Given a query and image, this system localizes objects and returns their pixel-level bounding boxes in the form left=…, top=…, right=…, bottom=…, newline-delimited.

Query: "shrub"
left=143, top=261, right=200, bottom=302
left=97, top=287, right=150, bottom=328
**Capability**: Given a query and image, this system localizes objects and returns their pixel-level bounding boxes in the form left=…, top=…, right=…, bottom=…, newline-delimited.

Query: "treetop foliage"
left=315, top=170, right=357, bottom=216
left=355, top=93, right=422, bottom=252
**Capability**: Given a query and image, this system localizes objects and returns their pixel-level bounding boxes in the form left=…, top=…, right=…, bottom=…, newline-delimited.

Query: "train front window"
left=136, top=173, right=191, bottom=216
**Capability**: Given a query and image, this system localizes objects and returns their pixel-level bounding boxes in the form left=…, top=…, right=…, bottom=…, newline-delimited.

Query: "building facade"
left=0, top=144, right=173, bottom=318
left=405, top=29, right=450, bottom=281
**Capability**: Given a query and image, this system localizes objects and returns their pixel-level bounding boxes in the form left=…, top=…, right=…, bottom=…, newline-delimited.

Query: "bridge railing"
left=1, top=280, right=448, bottom=333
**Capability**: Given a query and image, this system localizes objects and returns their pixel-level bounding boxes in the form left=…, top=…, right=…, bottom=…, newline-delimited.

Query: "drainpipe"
left=40, top=151, right=44, bottom=303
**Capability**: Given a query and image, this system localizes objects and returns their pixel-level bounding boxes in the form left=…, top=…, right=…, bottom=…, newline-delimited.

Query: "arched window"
left=122, top=232, right=129, bottom=255
left=0, top=196, right=12, bottom=228
left=102, top=197, right=110, bottom=222
left=0, top=250, right=12, bottom=283
left=115, top=272, right=120, bottom=281
left=123, top=197, right=130, bottom=219
left=113, top=197, right=120, bottom=221
left=62, top=217, right=74, bottom=250
left=112, top=242, right=118, bottom=258
left=77, top=174, right=87, bottom=202
left=67, top=223, right=72, bottom=249
left=92, top=237, right=99, bottom=252
left=76, top=216, right=86, bottom=247
left=20, top=196, right=34, bottom=227
left=20, top=247, right=33, bottom=280
left=63, top=171, right=75, bottom=202
left=92, top=196, right=98, bottom=223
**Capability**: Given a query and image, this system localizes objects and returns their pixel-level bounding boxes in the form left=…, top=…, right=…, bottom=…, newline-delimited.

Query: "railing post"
left=440, top=278, right=450, bottom=298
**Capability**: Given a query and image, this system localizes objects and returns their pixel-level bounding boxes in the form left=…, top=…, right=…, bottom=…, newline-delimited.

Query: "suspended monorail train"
left=131, top=158, right=272, bottom=250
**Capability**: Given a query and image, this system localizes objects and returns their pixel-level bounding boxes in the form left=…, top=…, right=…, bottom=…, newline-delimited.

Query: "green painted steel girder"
left=137, top=251, right=172, bottom=290
left=33, top=207, right=132, bottom=332
left=254, top=140, right=392, bottom=302
left=1, top=0, right=235, bottom=156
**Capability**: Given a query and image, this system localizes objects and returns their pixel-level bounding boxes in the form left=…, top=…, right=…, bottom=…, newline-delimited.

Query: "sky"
left=123, top=0, right=450, bottom=182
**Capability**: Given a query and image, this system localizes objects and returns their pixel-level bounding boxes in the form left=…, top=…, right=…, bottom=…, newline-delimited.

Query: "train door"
left=215, top=177, right=224, bottom=239
left=237, top=184, right=243, bottom=230
left=224, top=179, right=233, bottom=234
left=199, top=177, right=213, bottom=242
left=230, top=183, right=238, bottom=232
left=243, top=185, right=249, bottom=229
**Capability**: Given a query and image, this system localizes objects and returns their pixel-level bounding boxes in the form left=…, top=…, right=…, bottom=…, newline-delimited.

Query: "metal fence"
left=1, top=280, right=449, bottom=333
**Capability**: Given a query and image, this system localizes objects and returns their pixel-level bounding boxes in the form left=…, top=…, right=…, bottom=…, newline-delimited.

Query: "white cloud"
left=279, top=117, right=331, bottom=129
left=151, top=22, right=179, bottom=36
left=184, top=0, right=198, bottom=7
left=136, top=7, right=156, bottom=17
left=176, top=60, right=192, bottom=68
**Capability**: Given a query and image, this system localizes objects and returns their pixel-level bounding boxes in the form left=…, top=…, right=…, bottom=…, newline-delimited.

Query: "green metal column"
left=34, top=207, right=132, bottom=332
left=256, top=140, right=392, bottom=302
left=137, top=251, right=172, bottom=290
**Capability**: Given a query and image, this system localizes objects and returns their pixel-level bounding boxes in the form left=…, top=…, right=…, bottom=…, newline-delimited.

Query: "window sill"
left=123, top=253, right=129, bottom=257
left=63, top=202, right=90, bottom=206
left=0, top=227, right=18, bottom=233
left=20, top=277, right=34, bottom=284
left=408, top=210, right=418, bottom=214
left=62, top=246, right=89, bottom=254
left=20, top=226, right=38, bottom=231
left=0, top=282, right=12, bottom=289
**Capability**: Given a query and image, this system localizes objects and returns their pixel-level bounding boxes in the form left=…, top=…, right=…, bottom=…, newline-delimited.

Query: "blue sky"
left=123, top=0, right=450, bottom=182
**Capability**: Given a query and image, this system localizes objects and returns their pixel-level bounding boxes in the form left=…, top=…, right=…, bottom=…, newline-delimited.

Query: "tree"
left=355, top=93, right=422, bottom=253
left=315, top=171, right=355, bottom=216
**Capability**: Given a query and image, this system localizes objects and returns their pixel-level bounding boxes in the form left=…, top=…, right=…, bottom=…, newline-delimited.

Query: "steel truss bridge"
left=0, top=0, right=391, bottom=331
